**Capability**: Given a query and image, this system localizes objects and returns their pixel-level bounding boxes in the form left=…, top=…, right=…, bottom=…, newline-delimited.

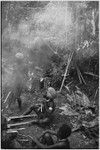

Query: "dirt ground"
left=2, top=84, right=99, bottom=149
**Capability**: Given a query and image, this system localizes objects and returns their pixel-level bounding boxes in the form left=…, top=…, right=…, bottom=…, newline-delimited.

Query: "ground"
left=2, top=81, right=99, bottom=149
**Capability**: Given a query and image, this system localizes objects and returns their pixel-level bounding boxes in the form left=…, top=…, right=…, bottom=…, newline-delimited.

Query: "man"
left=23, top=87, right=56, bottom=121
left=32, top=124, right=71, bottom=149
left=8, top=52, right=27, bottom=111
left=8, top=83, right=22, bottom=111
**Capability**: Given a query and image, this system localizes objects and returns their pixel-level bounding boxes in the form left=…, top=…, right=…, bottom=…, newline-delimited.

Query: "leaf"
left=82, top=117, right=99, bottom=128
left=67, top=89, right=90, bottom=107
left=59, top=103, right=79, bottom=116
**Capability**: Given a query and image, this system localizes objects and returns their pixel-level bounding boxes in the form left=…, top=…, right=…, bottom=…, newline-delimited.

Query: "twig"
left=76, top=66, right=86, bottom=84
left=66, top=81, right=73, bottom=86
left=76, top=66, right=82, bottom=84
left=78, top=69, right=86, bottom=85
left=85, top=72, right=99, bottom=78
left=40, top=37, right=58, bottom=54
left=4, top=91, right=12, bottom=103
left=94, top=87, right=99, bottom=100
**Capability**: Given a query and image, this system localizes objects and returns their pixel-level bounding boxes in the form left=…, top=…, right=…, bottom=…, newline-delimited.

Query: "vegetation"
left=1, top=1, right=99, bottom=149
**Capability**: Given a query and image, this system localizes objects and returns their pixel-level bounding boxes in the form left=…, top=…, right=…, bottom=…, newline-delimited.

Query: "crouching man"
left=23, top=87, right=56, bottom=124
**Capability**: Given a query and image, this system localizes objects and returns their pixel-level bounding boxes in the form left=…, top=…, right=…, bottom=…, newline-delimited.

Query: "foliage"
left=2, top=1, right=99, bottom=108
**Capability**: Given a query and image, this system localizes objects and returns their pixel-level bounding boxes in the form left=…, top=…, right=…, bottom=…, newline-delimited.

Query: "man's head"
left=47, top=87, right=56, bottom=99
left=15, top=52, right=24, bottom=65
left=57, top=124, right=71, bottom=140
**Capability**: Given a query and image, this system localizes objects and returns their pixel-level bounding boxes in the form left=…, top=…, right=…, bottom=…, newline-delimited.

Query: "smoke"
left=3, top=2, right=81, bottom=49
left=2, top=1, right=98, bottom=90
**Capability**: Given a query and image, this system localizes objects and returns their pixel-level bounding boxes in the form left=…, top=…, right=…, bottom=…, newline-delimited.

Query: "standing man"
left=8, top=52, right=28, bottom=110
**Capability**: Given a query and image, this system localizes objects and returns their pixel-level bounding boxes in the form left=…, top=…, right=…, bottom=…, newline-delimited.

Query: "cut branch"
left=76, top=65, right=86, bottom=84
left=7, top=114, right=37, bottom=122
left=7, top=120, right=37, bottom=128
left=85, top=72, right=99, bottom=78
left=59, top=51, right=74, bottom=92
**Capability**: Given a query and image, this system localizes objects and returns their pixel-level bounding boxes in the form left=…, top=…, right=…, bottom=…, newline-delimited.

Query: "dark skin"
left=33, top=130, right=70, bottom=149
left=23, top=98, right=55, bottom=118
left=33, top=137, right=68, bottom=149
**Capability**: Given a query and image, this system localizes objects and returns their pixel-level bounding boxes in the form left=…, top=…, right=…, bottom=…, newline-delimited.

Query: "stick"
left=7, top=114, right=37, bottom=122
left=79, top=71, right=86, bottom=85
left=7, top=128, right=26, bottom=133
left=59, top=52, right=74, bottom=92
left=76, top=66, right=82, bottom=84
left=7, top=119, right=38, bottom=128
left=41, top=37, right=58, bottom=55
left=77, top=67, right=86, bottom=84
left=94, top=87, right=99, bottom=100
left=66, top=81, right=73, bottom=86
left=4, top=91, right=11, bottom=103
left=85, top=72, right=99, bottom=78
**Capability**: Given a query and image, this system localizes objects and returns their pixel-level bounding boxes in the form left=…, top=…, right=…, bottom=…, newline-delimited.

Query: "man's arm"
left=33, top=138, right=65, bottom=149
left=23, top=105, right=35, bottom=115
left=45, top=142, right=65, bottom=149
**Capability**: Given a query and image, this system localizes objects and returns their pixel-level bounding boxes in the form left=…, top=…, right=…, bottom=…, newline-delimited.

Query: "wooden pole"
left=7, top=128, right=25, bottom=133
left=7, top=114, right=37, bottom=122
left=59, top=52, right=74, bottom=92
left=7, top=119, right=38, bottom=128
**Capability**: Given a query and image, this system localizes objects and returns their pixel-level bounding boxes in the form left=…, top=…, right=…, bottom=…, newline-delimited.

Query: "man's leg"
left=17, top=97, right=22, bottom=110
left=8, top=92, right=15, bottom=108
left=23, top=105, right=39, bottom=116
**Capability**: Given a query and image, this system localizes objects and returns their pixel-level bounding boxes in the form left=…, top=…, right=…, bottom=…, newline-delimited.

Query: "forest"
left=1, top=1, right=99, bottom=149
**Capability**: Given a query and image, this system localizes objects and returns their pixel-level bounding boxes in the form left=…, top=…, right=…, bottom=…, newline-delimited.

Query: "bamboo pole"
left=59, top=52, right=74, bottom=92
left=7, top=119, right=38, bottom=128
left=7, top=128, right=26, bottom=133
left=7, top=114, right=37, bottom=122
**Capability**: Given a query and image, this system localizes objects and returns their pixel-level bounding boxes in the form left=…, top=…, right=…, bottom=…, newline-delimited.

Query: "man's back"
left=56, top=139, right=70, bottom=149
